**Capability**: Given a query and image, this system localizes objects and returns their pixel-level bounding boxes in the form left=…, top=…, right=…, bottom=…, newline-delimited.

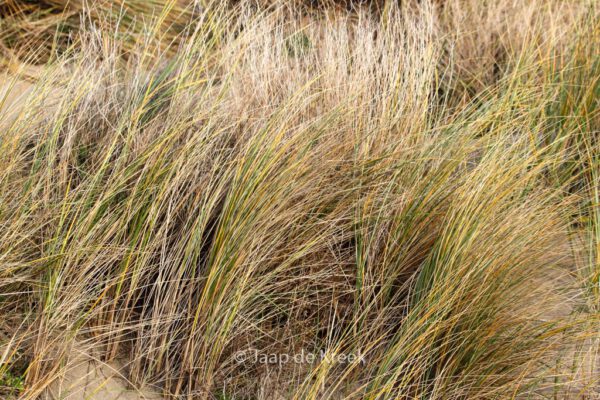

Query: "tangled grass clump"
left=0, top=0, right=599, bottom=399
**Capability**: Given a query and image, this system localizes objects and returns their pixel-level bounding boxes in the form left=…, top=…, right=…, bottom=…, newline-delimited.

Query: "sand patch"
left=45, top=349, right=163, bottom=400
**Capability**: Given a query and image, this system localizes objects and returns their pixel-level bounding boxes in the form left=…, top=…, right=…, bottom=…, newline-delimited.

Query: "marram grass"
left=0, top=0, right=599, bottom=399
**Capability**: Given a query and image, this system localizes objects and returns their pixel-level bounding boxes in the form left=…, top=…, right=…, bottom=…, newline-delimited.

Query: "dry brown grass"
left=0, top=1, right=599, bottom=399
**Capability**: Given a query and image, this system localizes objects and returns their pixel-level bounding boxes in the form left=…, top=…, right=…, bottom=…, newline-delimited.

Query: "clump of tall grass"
left=0, top=0, right=200, bottom=71
left=0, top=0, right=599, bottom=399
